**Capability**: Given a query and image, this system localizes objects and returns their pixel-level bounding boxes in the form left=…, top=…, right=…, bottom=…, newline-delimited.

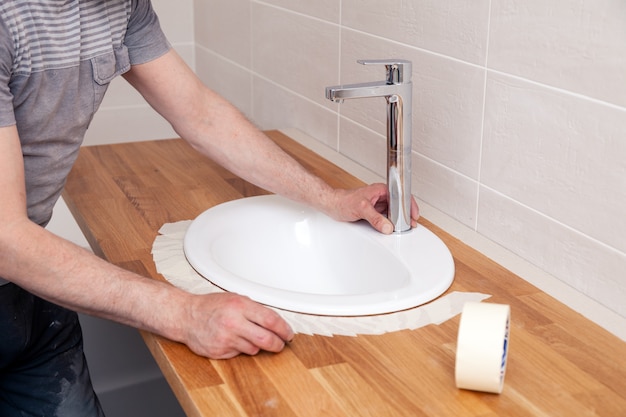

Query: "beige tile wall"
left=193, top=0, right=626, bottom=319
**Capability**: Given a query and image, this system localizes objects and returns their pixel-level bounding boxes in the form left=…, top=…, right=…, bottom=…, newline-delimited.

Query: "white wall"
left=193, top=0, right=626, bottom=324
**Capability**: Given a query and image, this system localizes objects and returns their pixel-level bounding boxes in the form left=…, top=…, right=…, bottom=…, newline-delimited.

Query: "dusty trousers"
left=0, top=283, right=104, bottom=417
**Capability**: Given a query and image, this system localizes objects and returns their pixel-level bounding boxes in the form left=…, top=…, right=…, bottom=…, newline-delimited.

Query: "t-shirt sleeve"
left=0, top=17, right=16, bottom=128
left=124, top=0, right=172, bottom=66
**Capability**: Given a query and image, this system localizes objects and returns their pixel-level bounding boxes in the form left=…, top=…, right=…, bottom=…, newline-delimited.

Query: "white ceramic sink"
left=183, top=195, right=454, bottom=316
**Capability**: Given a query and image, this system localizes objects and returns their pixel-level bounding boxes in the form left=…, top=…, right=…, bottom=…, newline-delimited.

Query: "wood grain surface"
left=63, top=131, right=626, bottom=417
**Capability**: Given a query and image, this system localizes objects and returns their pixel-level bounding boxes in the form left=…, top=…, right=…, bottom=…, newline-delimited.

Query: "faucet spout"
left=325, top=81, right=405, bottom=102
left=325, top=59, right=413, bottom=233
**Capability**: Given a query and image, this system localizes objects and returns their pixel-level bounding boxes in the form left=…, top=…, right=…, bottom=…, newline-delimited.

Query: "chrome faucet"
left=326, top=59, right=413, bottom=233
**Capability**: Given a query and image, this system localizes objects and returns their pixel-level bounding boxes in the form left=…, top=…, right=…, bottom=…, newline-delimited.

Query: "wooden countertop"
left=63, top=130, right=626, bottom=417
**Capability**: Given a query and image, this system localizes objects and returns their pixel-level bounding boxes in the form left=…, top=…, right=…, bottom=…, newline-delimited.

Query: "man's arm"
left=0, top=125, right=293, bottom=359
left=122, top=50, right=418, bottom=234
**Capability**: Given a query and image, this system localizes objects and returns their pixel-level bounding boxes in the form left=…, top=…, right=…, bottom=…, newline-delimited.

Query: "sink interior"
left=184, top=195, right=455, bottom=316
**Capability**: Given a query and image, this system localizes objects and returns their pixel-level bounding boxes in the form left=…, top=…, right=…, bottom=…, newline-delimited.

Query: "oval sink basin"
left=183, top=195, right=455, bottom=316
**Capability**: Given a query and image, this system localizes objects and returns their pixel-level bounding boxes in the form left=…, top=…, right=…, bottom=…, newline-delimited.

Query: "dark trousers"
left=0, top=283, right=104, bottom=417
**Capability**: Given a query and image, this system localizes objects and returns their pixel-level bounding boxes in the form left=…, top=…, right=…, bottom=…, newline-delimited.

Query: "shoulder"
left=125, top=0, right=171, bottom=65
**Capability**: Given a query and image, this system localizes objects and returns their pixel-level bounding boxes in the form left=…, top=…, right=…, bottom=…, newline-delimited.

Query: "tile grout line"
left=474, top=0, right=493, bottom=233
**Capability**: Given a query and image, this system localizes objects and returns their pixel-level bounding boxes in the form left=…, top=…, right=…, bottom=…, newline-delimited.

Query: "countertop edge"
left=279, top=127, right=626, bottom=342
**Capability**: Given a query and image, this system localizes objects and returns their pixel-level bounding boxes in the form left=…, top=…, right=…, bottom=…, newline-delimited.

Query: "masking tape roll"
left=455, top=302, right=510, bottom=394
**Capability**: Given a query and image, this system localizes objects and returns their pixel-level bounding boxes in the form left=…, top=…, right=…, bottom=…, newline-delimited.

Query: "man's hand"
left=328, top=183, right=420, bottom=234
left=181, top=292, right=294, bottom=359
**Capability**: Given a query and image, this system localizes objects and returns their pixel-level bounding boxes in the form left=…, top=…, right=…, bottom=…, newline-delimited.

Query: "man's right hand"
left=181, top=292, right=294, bottom=359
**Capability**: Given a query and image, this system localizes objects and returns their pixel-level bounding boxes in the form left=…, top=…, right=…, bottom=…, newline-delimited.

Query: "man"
left=0, top=1, right=419, bottom=416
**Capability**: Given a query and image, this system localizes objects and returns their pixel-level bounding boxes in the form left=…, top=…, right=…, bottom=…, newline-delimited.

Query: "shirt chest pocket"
left=91, top=45, right=131, bottom=86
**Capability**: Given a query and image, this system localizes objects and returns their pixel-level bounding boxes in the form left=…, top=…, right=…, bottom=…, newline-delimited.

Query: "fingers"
left=360, top=199, right=394, bottom=234
left=331, top=184, right=420, bottom=234
left=410, top=196, right=420, bottom=228
left=246, top=303, right=294, bottom=346
left=330, top=184, right=390, bottom=233
left=186, top=293, right=294, bottom=359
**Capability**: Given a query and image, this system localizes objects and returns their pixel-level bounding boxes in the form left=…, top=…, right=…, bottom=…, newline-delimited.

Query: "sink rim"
left=183, top=195, right=455, bottom=316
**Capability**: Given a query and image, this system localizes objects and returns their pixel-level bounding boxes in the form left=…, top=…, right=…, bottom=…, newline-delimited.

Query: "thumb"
left=362, top=204, right=394, bottom=234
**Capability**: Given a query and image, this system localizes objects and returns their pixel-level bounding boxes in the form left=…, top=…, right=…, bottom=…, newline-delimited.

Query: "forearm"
left=1, top=218, right=189, bottom=342
left=183, top=96, right=335, bottom=209
left=124, top=51, right=337, bottom=214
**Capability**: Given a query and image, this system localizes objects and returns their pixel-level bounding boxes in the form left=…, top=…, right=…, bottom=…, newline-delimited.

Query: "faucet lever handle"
left=357, top=59, right=412, bottom=84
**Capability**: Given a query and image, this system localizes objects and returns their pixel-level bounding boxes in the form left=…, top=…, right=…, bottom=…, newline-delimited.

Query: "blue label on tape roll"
left=500, top=316, right=510, bottom=384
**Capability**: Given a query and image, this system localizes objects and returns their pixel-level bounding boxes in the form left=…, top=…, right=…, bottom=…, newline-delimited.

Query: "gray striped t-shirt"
left=0, top=0, right=170, bottom=285
left=3, top=0, right=131, bottom=75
